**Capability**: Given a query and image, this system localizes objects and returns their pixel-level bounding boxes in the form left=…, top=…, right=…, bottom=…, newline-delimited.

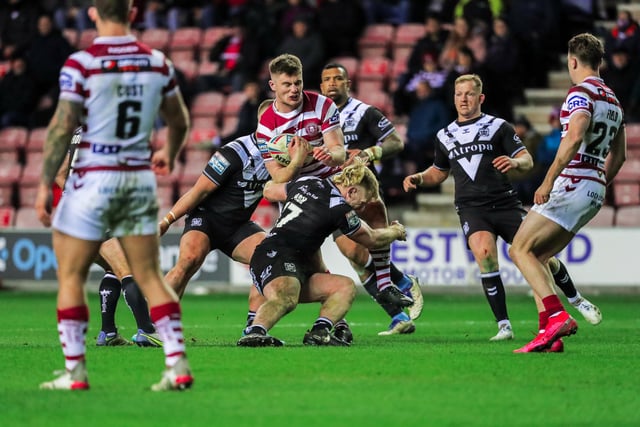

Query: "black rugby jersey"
left=433, top=113, right=525, bottom=209
left=261, top=176, right=362, bottom=253
left=339, top=97, right=395, bottom=152
left=196, top=133, right=270, bottom=224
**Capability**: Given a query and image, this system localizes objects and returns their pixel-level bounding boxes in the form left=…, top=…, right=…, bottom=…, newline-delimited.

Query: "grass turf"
left=1, top=291, right=639, bottom=427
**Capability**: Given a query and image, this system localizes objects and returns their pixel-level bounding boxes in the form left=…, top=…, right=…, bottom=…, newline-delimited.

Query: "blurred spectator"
left=277, top=0, right=316, bottom=40
left=441, top=45, right=484, bottom=118
left=275, top=16, right=324, bottom=90
left=0, top=51, right=37, bottom=129
left=394, top=50, right=448, bottom=115
left=506, top=0, right=561, bottom=88
left=402, top=80, right=449, bottom=177
left=510, top=115, right=542, bottom=205
left=144, top=0, right=218, bottom=31
left=484, top=15, right=519, bottom=121
left=407, top=13, right=448, bottom=76
left=453, top=0, right=499, bottom=33
left=317, top=0, right=366, bottom=59
left=604, top=9, right=640, bottom=59
left=195, top=18, right=260, bottom=94
left=362, top=0, right=409, bottom=25
left=559, top=0, right=605, bottom=47
left=213, top=80, right=266, bottom=147
left=439, top=17, right=470, bottom=71
left=0, top=0, right=39, bottom=60
left=27, top=14, right=74, bottom=100
left=536, top=107, right=562, bottom=174
left=53, top=0, right=93, bottom=32
left=601, top=46, right=639, bottom=118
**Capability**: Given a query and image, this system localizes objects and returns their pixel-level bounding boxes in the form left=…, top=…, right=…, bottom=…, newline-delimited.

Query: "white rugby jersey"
left=58, top=34, right=178, bottom=170
left=559, top=76, right=624, bottom=184
left=256, top=91, right=341, bottom=178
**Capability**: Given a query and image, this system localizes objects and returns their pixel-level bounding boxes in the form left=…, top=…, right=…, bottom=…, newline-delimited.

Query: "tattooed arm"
left=35, top=99, right=83, bottom=226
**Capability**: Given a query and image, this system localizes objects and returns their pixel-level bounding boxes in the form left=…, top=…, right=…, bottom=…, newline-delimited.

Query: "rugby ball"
left=266, top=134, right=313, bottom=166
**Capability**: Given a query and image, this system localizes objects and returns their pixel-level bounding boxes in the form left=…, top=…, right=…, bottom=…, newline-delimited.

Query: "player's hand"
left=534, top=182, right=553, bottom=205
left=288, top=136, right=312, bottom=166
left=313, top=144, right=334, bottom=164
left=158, top=220, right=169, bottom=236
left=389, top=220, right=406, bottom=241
left=34, top=183, right=53, bottom=227
left=342, top=149, right=371, bottom=168
left=151, top=149, right=172, bottom=175
left=402, top=174, right=422, bottom=192
left=492, top=155, right=515, bottom=173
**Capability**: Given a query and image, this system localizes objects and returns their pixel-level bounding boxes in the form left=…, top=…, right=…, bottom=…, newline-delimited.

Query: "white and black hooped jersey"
left=261, top=176, right=362, bottom=253
left=433, top=113, right=526, bottom=209
left=196, top=133, right=270, bottom=225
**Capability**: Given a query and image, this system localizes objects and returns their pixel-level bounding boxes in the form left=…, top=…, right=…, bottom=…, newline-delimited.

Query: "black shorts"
left=457, top=205, right=527, bottom=247
left=183, top=211, right=264, bottom=258
left=249, top=245, right=313, bottom=294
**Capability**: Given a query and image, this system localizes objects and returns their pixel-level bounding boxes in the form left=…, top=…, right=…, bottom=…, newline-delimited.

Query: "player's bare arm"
left=154, top=91, right=190, bottom=175
left=403, top=166, right=449, bottom=192
left=313, top=127, right=345, bottom=166
left=604, top=125, right=627, bottom=185
left=493, top=150, right=533, bottom=174
left=350, top=219, right=407, bottom=249
left=535, top=111, right=590, bottom=204
left=262, top=180, right=287, bottom=202
left=159, top=175, right=219, bottom=235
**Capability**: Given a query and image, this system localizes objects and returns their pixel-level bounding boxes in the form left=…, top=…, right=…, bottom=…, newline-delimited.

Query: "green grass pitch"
left=1, top=291, right=639, bottom=427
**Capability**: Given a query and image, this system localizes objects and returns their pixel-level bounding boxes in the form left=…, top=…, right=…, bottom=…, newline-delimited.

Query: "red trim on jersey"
left=559, top=173, right=606, bottom=186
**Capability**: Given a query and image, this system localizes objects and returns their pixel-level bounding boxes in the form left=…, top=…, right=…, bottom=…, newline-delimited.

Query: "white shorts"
left=53, top=169, right=159, bottom=241
left=531, top=175, right=606, bottom=233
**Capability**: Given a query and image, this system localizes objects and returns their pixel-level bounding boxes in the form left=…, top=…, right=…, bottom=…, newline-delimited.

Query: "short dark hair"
left=322, top=62, right=349, bottom=79
left=269, top=54, right=303, bottom=76
left=568, top=33, right=604, bottom=70
left=95, top=0, right=131, bottom=25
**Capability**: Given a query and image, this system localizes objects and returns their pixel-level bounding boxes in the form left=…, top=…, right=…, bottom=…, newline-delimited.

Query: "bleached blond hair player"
left=509, top=33, right=627, bottom=353
left=35, top=0, right=193, bottom=390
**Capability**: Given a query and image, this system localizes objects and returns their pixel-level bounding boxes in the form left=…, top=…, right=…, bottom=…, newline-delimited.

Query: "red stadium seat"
left=170, top=49, right=196, bottom=63
left=78, top=29, right=98, bottom=50
left=25, top=127, right=47, bottom=152
left=613, top=182, right=640, bottom=207
left=357, top=57, right=391, bottom=92
left=586, top=205, right=615, bottom=227
left=22, top=152, right=44, bottom=185
left=197, top=60, right=220, bottom=77
left=187, top=128, right=217, bottom=150
left=358, top=24, right=394, bottom=58
left=219, top=116, right=239, bottom=137
left=0, top=126, right=28, bottom=153
left=0, top=162, right=21, bottom=186
left=0, top=205, right=15, bottom=227
left=614, top=158, right=640, bottom=182
left=169, top=27, right=202, bottom=51
left=17, top=184, right=38, bottom=207
left=626, top=123, right=640, bottom=148
left=14, top=207, right=45, bottom=229
left=393, top=23, right=425, bottom=49
left=328, top=56, right=359, bottom=82
left=191, top=116, right=217, bottom=130
left=222, top=92, right=247, bottom=117
left=140, top=28, right=170, bottom=51
left=200, top=27, right=233, bottom=61
left=172, top=58, right=199, bottom=81
left=190, top=91, right=225, bottom=118
left=356, top=89, right=393, bottom=117
left=615, top=205, right=640, bottom=226
left=0, top=184, right=15, bottom=207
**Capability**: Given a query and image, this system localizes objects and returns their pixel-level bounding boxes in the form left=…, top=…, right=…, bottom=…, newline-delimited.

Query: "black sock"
left=98, top=273, right=121, bottom=333
left=246, top=311, right=256, bottom=328
left=121, top=275, right=155, bottom=333
left=480, top=272, right=509, bottom=322
left=334, top=319, right=349, bottom=330
left=311, top=317, right=333, bottom=331
left=389, top=262, right=404, bottom=284
left=363, top=274, right=402, bottom=317
left=552, top=260, right=578, bottom=299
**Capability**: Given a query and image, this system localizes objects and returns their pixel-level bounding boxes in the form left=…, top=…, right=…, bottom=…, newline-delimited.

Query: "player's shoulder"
left=304, top=91, right=335, bottom=110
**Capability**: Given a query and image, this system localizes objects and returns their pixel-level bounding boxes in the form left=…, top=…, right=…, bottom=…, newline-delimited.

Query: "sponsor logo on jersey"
left=567, top=95, right=588, bottom=110
left=209, top=152, right=230, bottom=175
left=101, top=58, right=151, bottom=73
left=260, top=265, right=273, bottom=283
left=377, top=117, right=391, bottom=130
left=478, top=128, right=490, bottom=137
left=59, top=72, right=73, bottom=90
left=267, top=250, right=277, bottom=258
left=284, top=262, right=296, bottom=273
left=190, top=217, right=203, bottom=227
left=107, top=45, right=140, bottom=54
left=346, top=210, right=360, bottom=228
left=329, top=111, right=340, bottom=125
left=345, top=117, right=356, bottom=129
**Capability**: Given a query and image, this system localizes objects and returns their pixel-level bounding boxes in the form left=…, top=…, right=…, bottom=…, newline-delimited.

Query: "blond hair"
left=454, top=74, right=483, bottom=94
left=269, top=54, right=303, bottom=76
left=332, top=157, right=379, bottom=200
